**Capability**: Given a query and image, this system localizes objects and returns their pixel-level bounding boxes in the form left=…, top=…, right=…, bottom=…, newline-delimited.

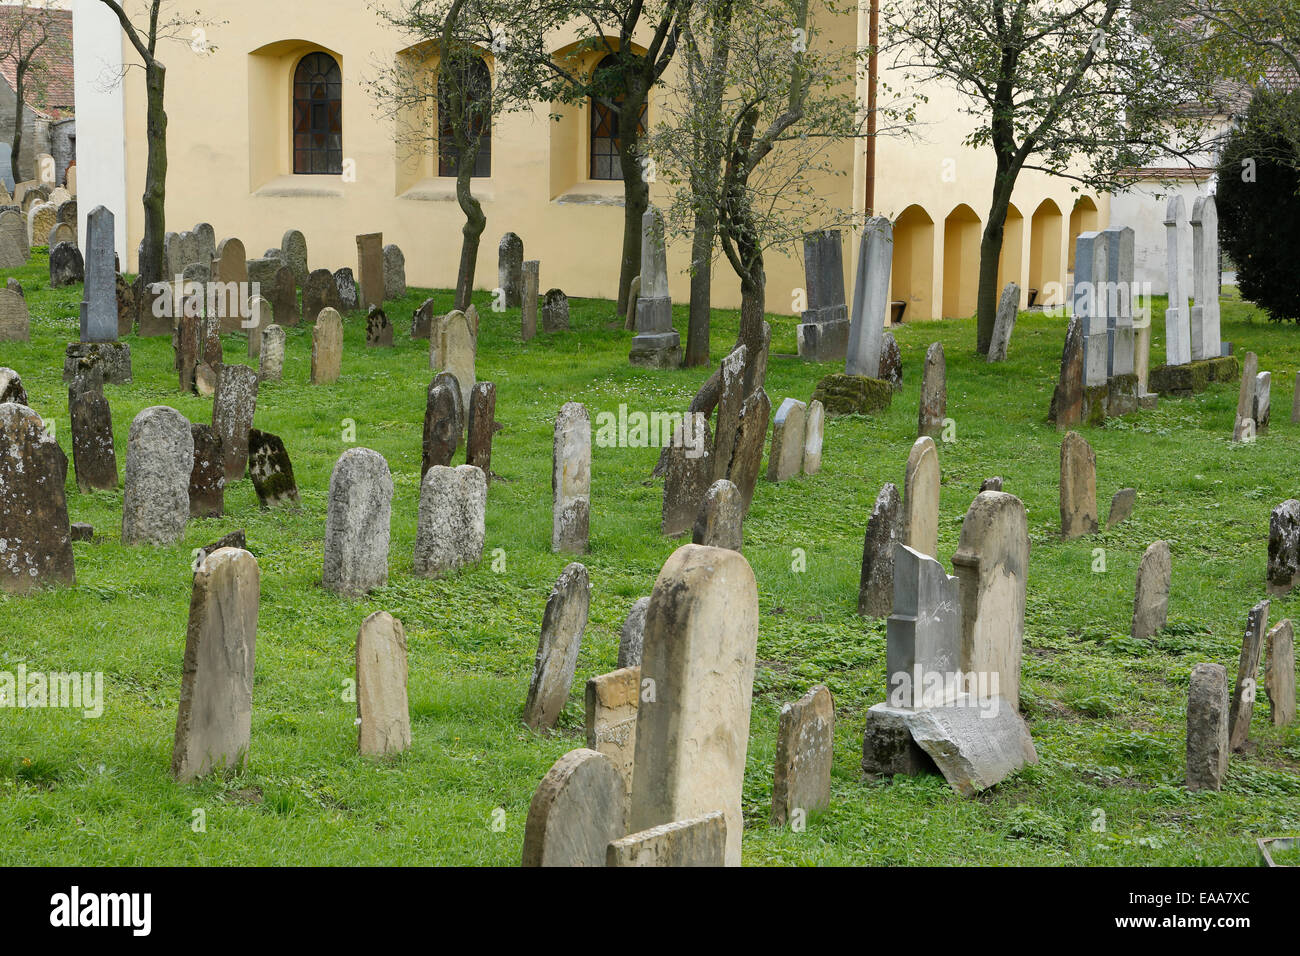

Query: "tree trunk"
left=139, top=62, right=168, bottom=286
left=454, top=160, right=485, bottom=311
left=10, top=63, right=24, bottom=184
left=975, top=166, right=1016, bottom=354
left=615, top=81, right=650, bottom=316
left=685, top=206, right=716, bottom=366
left=738, top=266, right=766, bottom=394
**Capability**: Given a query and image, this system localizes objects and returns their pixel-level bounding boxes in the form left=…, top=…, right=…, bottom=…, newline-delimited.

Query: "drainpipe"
left=865, top=0, right=878, bottom=216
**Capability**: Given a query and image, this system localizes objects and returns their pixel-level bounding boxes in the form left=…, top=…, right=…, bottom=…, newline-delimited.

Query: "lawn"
left=1, top=248, right=1297, bottom=865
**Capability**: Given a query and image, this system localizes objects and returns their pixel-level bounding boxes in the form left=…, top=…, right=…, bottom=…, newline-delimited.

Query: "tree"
left=451, top=0, right=684, bottom=314
left=1217, top=89, right=1300, bottom=321
left=0, top=1, right=67, bottom=184
left=885, top=0, right=1219, bottom=353
left=97, top=1, right=218, bottom=285
left=375, top=0, right=526, bottom=310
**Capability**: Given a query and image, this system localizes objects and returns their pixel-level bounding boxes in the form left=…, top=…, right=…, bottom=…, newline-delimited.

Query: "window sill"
left=399, top=179, right=496, bottom=203
left=253, top=175, right=346, bottom=199
left=553, top=181, right=625, bottom=207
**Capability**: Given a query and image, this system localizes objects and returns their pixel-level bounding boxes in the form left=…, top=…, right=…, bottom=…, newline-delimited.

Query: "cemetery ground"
left=2, top=250, right=1298, bottom=866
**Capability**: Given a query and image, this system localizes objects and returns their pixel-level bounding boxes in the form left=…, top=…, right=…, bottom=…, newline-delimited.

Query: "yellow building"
left=71, top=0, right=1105, bottom=319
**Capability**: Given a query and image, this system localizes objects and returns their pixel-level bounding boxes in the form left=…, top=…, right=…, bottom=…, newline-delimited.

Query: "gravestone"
left=713, top=345, right=748, bottom=479
left=903, top=436, right=939, bottom=557
left=692, top=478, right=743, bottom=552
left=951, top=491, right=1029, bottom=706
left=918, top=342, right=946, bottom=438
left=1232, top=351, right=1259, bottom=442
left=383, top=244, right=406, bottom=300
left=1268, top=499, right=1300, bottom=597
left=1059, top=431, right=1097, bottom=538
left=1131, top=540, right=1171, bottom=640
left=1189, top=196, right=1221, bottom=361
left=258, top=325, right=285, bottom=383
left=47, top=220, right=74, bottom=248
left=859, top=482, right=902, bottom=618
left=0, top=367, right=28, bottom=404
left=607, top=812, right=726, bottom=867
left=803, top=399, right=825, bottom=475
left=188, top=423, right=225, bottom=518
left=215, top=237, right=248, bottom=289
left=521, top=749, right=625, bottom=867
left=466, top=382, right=497, bottom=480
left=1228, top=599, right=1269, bottom=751
left=766, top=398, right=806, bottom=482
left=988, top=283, right=1019, bottom=362
left=49, top=240, right=83, bottom=286
left=1103, top=225, right=1137, bottom=376
left=771, top=684, right=834, bottom=826
left=541, top=288, right=569, bottom=332
left=69, top=386, right=118, bottom=493
left=523, top=563, right=591, bottom=730
left=585, top=667, right=640, bottom=798
left=0, top=209, right=25, bottom=268
left=439, top=310, right=476, bottom=413
left=365, top=305, right=393, bottom=347
left=0, top=403, right=74, bottom=592
left=1107, top=487, right=1136, bottom=527
left=247, top=429, right=299, bottom=508
left=0, top=287, right=29, bottom=341
left=323, top=448, right=393, bottom=597
left=122, top=406, right=193, bottom=545
left=272, top=266, right=299, bottom=327
left=552, top=402, right=591, bottom=553
left=1050, top=316, right=1084, bottom=428
left=661, top=418, right=713, bottom=537
left=903, top=701, right=1038, bottom=796
left=116, top=273, right=136, bottom=337
left=1253, top=370, right=1271, bottom=432
left=727, top=388, right=771, bottom=514
left=411, top=298, right=435, bottom=339
left=246, top=256, right=279, bottom=291
left=629, top=206, right=681, bottom=367
left=171, top=547, right=259, bottom=782
left=1163, top=196, right=1192, bottom=366
left=412, top=464, right=487, bottom=578
left=887, top=542, right=962, bottom=711
left=521, top=260, right=539, bottom=341
left=303, top=268, right=340, bottom=319
left=1073, top=231, right=1107, bottom=386
left=356, top=611, right=411, bottom=756
left=175, top=316, right=201, bottom=393
left=27, top=201, right=55, bottom=248
left=422, top=380, right=461, bottom=475
left=311, top=308, right=343, bottom=384
left=629, top=545, right=759, bottom=866
left=845, top=216, right=893, bottom=378
left=1265, top=620, right=1296, bottom=726
left=433, top=371, right=465, bottom=442
left=618, top=598, right=650, bottom=668
left=137, top=281, right=172, bottom=337
left=1186, top=662, right=1229, bottom=791
left=281, top=229, right=308, bottom=286
left=244, top=295, right=272, bottom=359
left=334, top=268, right=359, bottom=312
left=498, top=232, right=523, bottom=307
left=624, top=274, right=640, bottom=331
left=796, top=230, right=849, bottom=361
left=212, top=364, right=259, bottom=482
left=878, top=332, right=903, bottom=391
left=63, top=341, right=132, bottom=386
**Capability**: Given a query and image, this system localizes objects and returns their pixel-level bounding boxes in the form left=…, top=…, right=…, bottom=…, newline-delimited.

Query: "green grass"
left=1, top=248, right=1298, bottom=866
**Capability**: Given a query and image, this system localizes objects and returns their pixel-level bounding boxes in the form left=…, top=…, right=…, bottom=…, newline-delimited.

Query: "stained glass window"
left=590, top=55, right=646, bottom=181
left=438, top=57, right=492, bottom=178
left=293, top=52, right=343, bottom=175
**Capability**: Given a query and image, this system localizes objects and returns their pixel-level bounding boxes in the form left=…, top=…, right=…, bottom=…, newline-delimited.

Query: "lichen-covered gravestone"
left=421, top=379, right=461, bottom=476
left=258, top=325, right=285, bottom=384
left=171, top=547, right=259, bottom=782
left=247, top=429, right=299, bottom=508
left=542, top=288, right=569, bottom=332
left=122, top=406, right=193, bottom=546
left=383, top=244, right=406, bottom=300
left=618, top=597, right=650, bottom=669
left=212, top=364, right=259, bottom=482
left=726, top=388, right=771, bottom=515
left=1228, top=599, right=1269, bottom=751
left=188, top=423, right=225, bottom=518
left=311, top=308, right=343, bottom=384
left=987, top=282, right=1019, bottom=362
left=585, top=666, right=640, bottom=799
left=466, top=382, right=497, bottom=480
left=1059, top=430, right=1097, bottom=539
left=499, top=232, right=523, bottom=308
left=523, top=563, right=591, bottom=731
left=281, top=229, right=309, bottom=286
left=412, top=464, right=486, bottom=579
left=661, top=417, right=712, bottom=537
left=521, top=748, right=625, bottom=867
left=918, top=342, right=946, bottom=438
left=365, top=305, right=393, bottom=348
left=322, top=448, right=393, bottom=597
left=356, top=611, right=411, bottom=756
left=1107, top=487, right=1136, bottom=527
left=334, top=268, right=359, bottom=312
left=0, top=287, right=29, bottom=342
left=1131, top=540, right=1171, bottom=640
left=858, top=482, right=902, bottom=618
left=69, top=384, right=118, bottom=493
left=1265, top=620, right=1296, bottom=727
left=552, top=402, right=591, bottom=553
left=1266, top=499, right=1300, bottom=597
left=1186, top=662, right=1229, bottom=791
left=0, top=403, right=74, bottom=592
left=692, top=478, right=743, bottom=552
left=771, top=684, right=835, bottom=826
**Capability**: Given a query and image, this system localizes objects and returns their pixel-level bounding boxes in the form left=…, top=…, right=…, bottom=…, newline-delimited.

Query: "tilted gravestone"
left=122, top=406, right=193, bottom=546
left=727, top=388, right=771, bottom=515
left=1228, top=599, right=1269, bottom=752
left=0, top=403, right=74, bottom=592
left=521, top=748, right=625, bottom=867
left=523, top=562, right=591, bottom=731
left=771, top=684, right=835, bottom=826
left=357, top=611, right=411, bottom=756
left=917, top=342, right=946, bottom=438
left=845, top=216, right=892, bottom=379
left=712, top=345, right=747, bottom=480
left=323, top=448, right=393, bottom=597
left=412, top=464, right=486, bottom=579
left=552, top=402, right=591, bottom=554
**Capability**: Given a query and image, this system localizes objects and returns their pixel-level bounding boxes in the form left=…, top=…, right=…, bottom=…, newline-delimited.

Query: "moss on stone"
left=811, top=373, right=893, bottom=417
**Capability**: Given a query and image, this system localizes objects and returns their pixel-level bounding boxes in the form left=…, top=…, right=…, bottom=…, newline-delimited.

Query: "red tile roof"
left=0, top=6, right=74, bottom=119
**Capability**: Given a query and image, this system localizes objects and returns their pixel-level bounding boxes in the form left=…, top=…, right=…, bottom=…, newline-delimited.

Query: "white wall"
left=1110, top=180, right=1212, bottom=296
left=70, top=0, right=127, bottom=259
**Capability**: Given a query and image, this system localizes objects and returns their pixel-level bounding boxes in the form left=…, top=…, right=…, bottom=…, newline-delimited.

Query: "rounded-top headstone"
left=521, top=748, right=626, bottom=867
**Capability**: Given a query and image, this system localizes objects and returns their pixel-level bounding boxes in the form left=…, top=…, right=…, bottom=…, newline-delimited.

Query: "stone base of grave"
left=63, top=342, right=132, bottom=385
left=860, top=702, right=939, bottom=778
left=1105, top=373, right=1139, bottom=417
left=1049, top=373, right=1140, bottom=426
left=629, top=331, right=682, bottom=369
left=796, top=314, right=849, bottom=362
left=811, top=373, right=892, bottom=417
left=1148, top=356, right=1240, bottom=397
left=1138, top=392, right=1159, bottom=410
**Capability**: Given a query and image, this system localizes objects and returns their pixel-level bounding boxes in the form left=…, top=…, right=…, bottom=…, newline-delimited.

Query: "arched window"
left=293, top=52, right=343, bottom=175
left=438, top=56, right=492, bottom=178
left=589, top=55, right=645, bottom=181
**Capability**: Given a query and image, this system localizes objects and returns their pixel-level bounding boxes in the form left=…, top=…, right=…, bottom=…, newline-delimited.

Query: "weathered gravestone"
left=1163, top=196, right=1192, bottom=366
left=356, top=233, right=384, bottom=308
left=466, top=382, right=497, bottom=480
left=903, top=701, right=1038, bottom=797
left=524, top=562, right=591, bottom=730
left=845, top=216, right=892, bottom=379
left=311, top=308, right=343, bottom=384
left=692, top=478, right=743, bottom=552
left=171, top=547, right=259, bottom=782
left=712, top=345, right=747, bottom=479
left=27, top=202, right=55, bottom=248
left=1131, top=540, right=1171, bottom=641
left=47, top=220, right=74, bottom=248
left=1232, top=351, right=1259, bottom=442
left=175, top=316, right=201, bottom=393
left=1228, top=599, right=1269, bottom=751
left=122, top=406, right=193, bottom=545
left=215, top=238, right=248, bottom=304
left=629, top=206, right=681, bottom=367
left=727, top=388, right=771, bottom=515
left=1186, top=662, right=1229, bottom=791
left=69, top=384, right=118, bottom=492
left=422, top=378, right=462, bottom=476
left=438, top=310, right=476, bottom=413
left=413, top=464, right=487, bottom=578
left=188, top=423, right=225, bottom=518
left=660, top=417, right=715, bottom=539
left=803, top=399, right=825, bottom=475
left=281, top=229, right=308, bottom=286
left=49, top=240, right=83, bottom=287
left=903, top=436, right=939, bottom=558
left=521, top=749, right=625, bottom=867
left=796, top=229, right=849, bottom=361
left=0, top=367, right=28, bottom=405
left=258, top=325, right=285, bottom=384
left=552, top=402, right=591, bottom=553
left=247, top=429, right=299, bottom=508
left=272, top=266, right=299, bottom=327
left=116, top=274, right=136, bottom=337
left=1189, top=195, right=1221, bottom=361
left=356, top=611, right=411, bottom=756
left=767, top=398, right=806, bottom=482
left=1265, top=619, right=1296, bottom=727
left=1253, top=370, right=1271, bottom=432
left=0, top=209, right=26, bottom=268
left=607, top=812, right=726, bottom=867
left=0, top=403, right=74, bottom=592
left=585, top=666, right=641, bottom=799
left=323, top=448, right=392, bottom=597
left=521, top=260, right=539, bottom=341
left=411, top=298, right=435, bottom=340
left=771, top=684, right=834, bottom=826
left=987, top=282, right=1019, bottom=362
left=212, top=364, right=259, bottom=482
left=918, top=342, right=946, bottom=438
left=859, top=482, right=902, bottom=618
left=334, top=268, right=359, bottom=312
left=303, top=268, right=340, bottom=319
left=1059, top=430, right=1097, bottom=539
left=64, top=341, right=132, bottom=386
left=383, top=244, right=406, bottom=300
left=0, top=287, right=29, bottom=341
left=244, top=295, right=272, bottom=359
left=886, top=544, right=961, bottom=709
left=618, top=598, right=650, bottom=669
left=1049, top=316, right=1085, bottom=428
left=541, top=288, right=569, bottom=333
left=878, top=332, right=903, bottom=391
left=365, top=305, right=393, bottom=348
left=1107, top=487, right=1136, bottom=527
left=499, top=232, right=523, bottom=308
